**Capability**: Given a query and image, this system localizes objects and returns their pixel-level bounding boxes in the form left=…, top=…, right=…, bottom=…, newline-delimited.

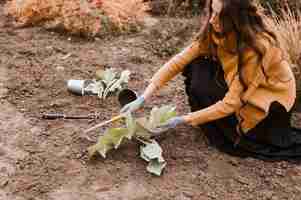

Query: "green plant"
left=88, top=105, right=177, bottom=176
left=85, top=68, right=130, bottom=99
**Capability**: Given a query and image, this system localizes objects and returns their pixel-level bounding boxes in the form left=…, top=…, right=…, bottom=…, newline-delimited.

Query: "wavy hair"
left=195, top=0, right=278, bottom=90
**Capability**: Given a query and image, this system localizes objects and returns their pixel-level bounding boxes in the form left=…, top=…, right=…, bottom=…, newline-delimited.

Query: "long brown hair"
left=196, top=0, right=278, bottom=90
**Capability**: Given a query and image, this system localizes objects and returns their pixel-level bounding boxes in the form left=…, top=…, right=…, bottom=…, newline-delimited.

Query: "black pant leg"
left=246, top=102, right=294, bottom=148
left=183, top=56, right=228, bottom=110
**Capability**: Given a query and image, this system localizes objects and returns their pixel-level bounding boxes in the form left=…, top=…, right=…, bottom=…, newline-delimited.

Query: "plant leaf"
left=125, top=112, right=136, bottom=139
left=140, top=149, right=151, bottom=162
left=158, top=106, right=177, bottom=124
left=87, top=127, right=129, bottom=158
left=94, top=68, right=131, bottom=99
left=84, top=80, right=105, bottom=98
left=102, top=79, right=118, bottom=99
left=147, top=105, right=176, bottom=129
left=135, top=117, right=152, bottom=139
left=102, top=68, right=117, bottom=85
left=140, top=140, right=166, bottom=176
left=119, top=70, right=131, bottom=83
left=87, top=129, right=113, bottom=158
left=109, top=128, right=130, bottom=149
left=147, top=159, right=167, bottom=176
left=140, top=140, right=162, bottom=160
left=95, top=69, right=105, bottom=80
left=102, top=70, right=131, bottom=99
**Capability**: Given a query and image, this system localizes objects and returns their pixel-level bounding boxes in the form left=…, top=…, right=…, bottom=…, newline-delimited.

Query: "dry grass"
left=263, top=2, right=301, bottom=104
left=101, top=0, right=150, bottom=31
left=5, top=0, right=149, bottom=36
left=264, top=3, right=301, bottom=70
left=255, top=1, right=301, bottom=106
left=263, top=3, right=301, bottom=99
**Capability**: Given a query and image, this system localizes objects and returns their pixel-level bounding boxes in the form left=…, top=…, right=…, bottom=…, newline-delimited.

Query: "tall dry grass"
left=261, top=2, right=301, bottom=108
left=264, top=3, right=301, bottom=71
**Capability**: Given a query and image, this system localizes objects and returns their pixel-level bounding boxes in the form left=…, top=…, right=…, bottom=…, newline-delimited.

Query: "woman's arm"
left=182, top=75, right=244, bottom=126
left=120, top=38, right=210, bottom=114
left=143, top=40, right=210, bottom=100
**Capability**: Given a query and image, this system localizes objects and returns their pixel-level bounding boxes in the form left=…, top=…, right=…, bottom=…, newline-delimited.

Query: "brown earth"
left=1, top=3, right=301, bottom=200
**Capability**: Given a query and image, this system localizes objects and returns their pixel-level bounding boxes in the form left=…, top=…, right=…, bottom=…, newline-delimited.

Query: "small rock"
left=295, top=186, right=301, bottom=193
left=275, top=169, right=284, bottom=176
left=56, top=66, right=65, bottom=71
left=228, top=158, right=239, bottom=166
left=61, top=53, right=72, bottom=60
left=183, top=191, right=194, bottom=199
left=183, top=158, right=192, bottom=163
left=175, top=193, right=192, bottom=200
left=235, top=176, right=249, bottom=185
left=0, top=179, right=9, bottom=188
left=46, top=46, right=53, bottom=50
left=271, top=196, right=280, bottom=200
left=263, top=190, right=274, bottom=200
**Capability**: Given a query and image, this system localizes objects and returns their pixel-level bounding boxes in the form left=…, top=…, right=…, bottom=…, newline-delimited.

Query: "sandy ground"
left=1, top=3, right=301, bottom=200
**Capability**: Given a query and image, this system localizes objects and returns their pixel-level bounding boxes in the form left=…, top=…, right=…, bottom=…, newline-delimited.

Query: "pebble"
left=271, top=196, right=280, bottom=200
left=0, top=178, right=9, bottom=188
left=275, top=169, right=284, bottom=176
left=228, top=158, right=239, bottom=166
left=235, top=175, right=249, bottom=185
left=175, top=193, right=192, bottom=200
left=263, top=190, right=274, bottom=200
left=56, top=66, right=65, bottom=71
left=296, top=185, right=301, bottom=191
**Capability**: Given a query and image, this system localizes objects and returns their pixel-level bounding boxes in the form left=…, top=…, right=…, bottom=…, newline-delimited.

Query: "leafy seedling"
left=85, top=68, right=130, bottom=99
left=87, top=105, right=177, bottom=176
left=88, top=127, right=130, bottom=158
left=103, top=70, right=130, bottom=99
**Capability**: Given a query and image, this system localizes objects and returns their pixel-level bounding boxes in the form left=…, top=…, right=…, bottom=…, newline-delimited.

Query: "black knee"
left=186, top=58, right=214, bottom=96
left=184, top=57, right=226, bottom=100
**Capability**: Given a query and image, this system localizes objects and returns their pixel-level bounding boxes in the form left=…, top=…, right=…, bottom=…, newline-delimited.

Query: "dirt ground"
left=1, top=3, right=301, bottom=200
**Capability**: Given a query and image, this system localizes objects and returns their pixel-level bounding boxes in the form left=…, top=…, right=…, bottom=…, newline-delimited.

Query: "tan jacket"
left=147, top=32, right=296, bottom=134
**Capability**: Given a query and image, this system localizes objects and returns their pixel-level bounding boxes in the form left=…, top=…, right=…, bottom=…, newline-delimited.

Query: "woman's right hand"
left=120, top=96, right=145, bottom=114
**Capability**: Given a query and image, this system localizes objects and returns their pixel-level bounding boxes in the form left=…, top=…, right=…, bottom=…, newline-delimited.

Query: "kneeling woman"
left=121, top=0, right=301, bottom=159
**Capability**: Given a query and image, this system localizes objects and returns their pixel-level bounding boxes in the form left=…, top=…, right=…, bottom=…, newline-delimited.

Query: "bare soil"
left=1, top=4, right=301, bottom=200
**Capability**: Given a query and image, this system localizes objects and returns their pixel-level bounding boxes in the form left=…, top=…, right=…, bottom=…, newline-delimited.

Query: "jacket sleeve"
left=142, top=38, right=210, bottom=100
left=183, top=75, right=244, bottom=126
left=149, top=39, right=210, bottom=91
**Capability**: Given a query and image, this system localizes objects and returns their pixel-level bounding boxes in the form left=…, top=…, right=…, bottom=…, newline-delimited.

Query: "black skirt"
left=182, top=56, right=301, bottom=160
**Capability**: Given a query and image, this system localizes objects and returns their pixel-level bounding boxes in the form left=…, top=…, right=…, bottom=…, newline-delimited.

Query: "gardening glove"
left=120, top=96, right=145, bottom=114
left=156, top=116, right=186, bottom=130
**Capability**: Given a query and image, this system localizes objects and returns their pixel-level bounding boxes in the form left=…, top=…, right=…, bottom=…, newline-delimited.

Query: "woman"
left=121, top=0, right=301, bottom=159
